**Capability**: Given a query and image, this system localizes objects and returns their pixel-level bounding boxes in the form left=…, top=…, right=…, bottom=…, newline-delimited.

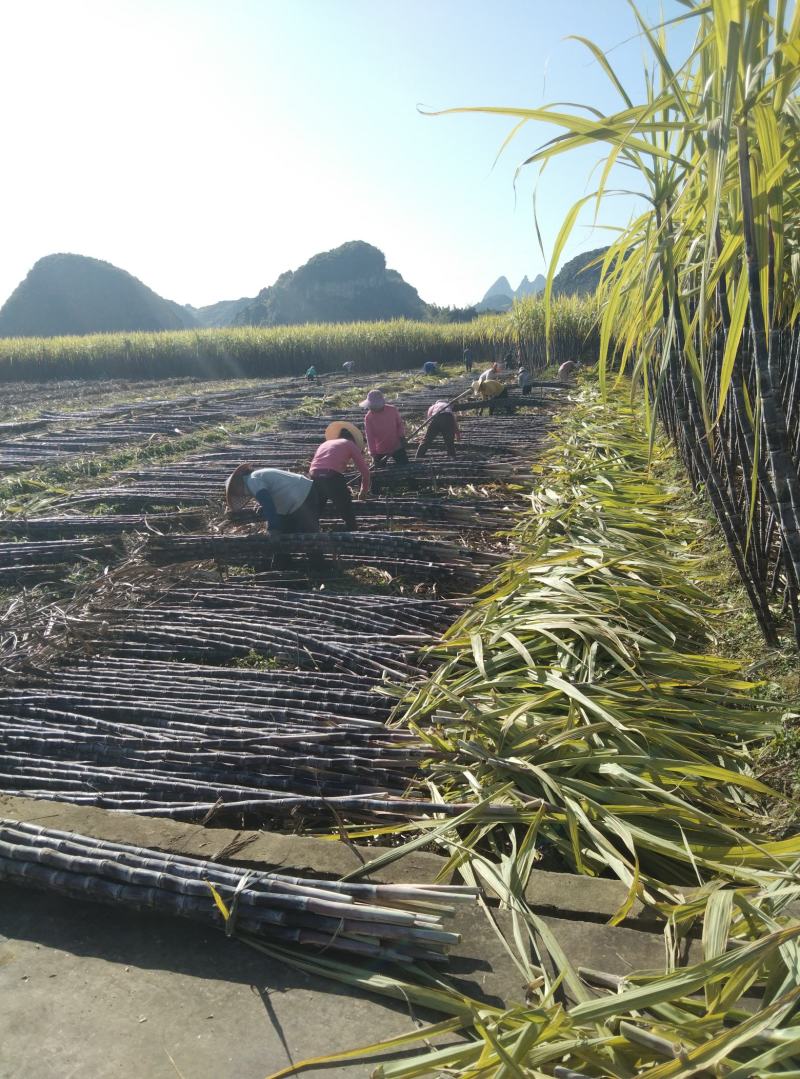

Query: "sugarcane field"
left=3, top=3, right=800, bottom=1078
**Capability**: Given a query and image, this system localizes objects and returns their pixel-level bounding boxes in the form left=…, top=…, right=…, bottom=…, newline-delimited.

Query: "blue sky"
left=1, top=0, right=692, bottom=309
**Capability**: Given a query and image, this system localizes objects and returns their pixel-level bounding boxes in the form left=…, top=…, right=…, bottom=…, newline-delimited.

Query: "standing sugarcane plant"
left=435, top=0, right=800, bottom=647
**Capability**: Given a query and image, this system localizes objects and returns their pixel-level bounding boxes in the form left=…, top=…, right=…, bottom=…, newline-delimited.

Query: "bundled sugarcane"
left=0, top=819, right=476, bottom=962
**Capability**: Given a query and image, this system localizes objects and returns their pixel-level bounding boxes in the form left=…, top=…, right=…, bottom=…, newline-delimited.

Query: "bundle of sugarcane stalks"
left=0, top=819, right=476, bottom=962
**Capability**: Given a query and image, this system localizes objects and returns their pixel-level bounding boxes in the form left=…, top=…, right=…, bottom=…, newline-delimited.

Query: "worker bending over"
left=477, top=361, right=501, bottom=385
left=416, top=401, right=459, bottom=459
left=472, top=378, right=512, bottom=416
left=361, top=390, right=408, bottom=467
left=309, top=421, right=369, bottom=530
left=559, top=360, right=580, bottom=381
left=225, top=465, right=319, bottom=533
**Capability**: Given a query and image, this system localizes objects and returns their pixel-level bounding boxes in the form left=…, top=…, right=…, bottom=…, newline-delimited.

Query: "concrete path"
left=0, top=795, right=677, bottom=1079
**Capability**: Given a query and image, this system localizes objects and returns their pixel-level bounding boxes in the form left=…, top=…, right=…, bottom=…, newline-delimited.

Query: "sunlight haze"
left=2, top=0, right=687, bottom=310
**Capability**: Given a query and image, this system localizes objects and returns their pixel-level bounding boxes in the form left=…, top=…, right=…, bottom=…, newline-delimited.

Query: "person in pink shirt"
left=360, top=389, right=408, bottom=467
left=415, top=401, right=460, bottom=460
left=309, top=421, right=370, bottom=530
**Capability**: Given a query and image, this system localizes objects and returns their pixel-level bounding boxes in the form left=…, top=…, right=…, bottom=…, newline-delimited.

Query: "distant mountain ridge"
left=0, top=242, right=436, bottom=338
left=476, top=273, right=545, bottom=312
left=0, top=254, right=198, bottom=338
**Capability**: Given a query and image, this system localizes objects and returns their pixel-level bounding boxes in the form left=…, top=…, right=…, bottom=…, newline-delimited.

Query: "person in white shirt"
left=225, top=465, right=319, bottom=533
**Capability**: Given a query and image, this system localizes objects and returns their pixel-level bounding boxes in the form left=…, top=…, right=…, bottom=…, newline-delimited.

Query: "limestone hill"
left=232, top=241, right=427, bottom=327
left=0, top=254, right=198, bottom=338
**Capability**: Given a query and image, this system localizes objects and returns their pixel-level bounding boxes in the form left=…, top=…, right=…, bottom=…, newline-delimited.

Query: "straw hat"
left=324, top=420, right=365, bottom=451
left=225, top=463, right=253, bottom=511
left=359, top=389, right=385, bottom=410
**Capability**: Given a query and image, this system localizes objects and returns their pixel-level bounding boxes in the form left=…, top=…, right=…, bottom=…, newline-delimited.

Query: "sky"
left=0, top=0, right=693, bottom=310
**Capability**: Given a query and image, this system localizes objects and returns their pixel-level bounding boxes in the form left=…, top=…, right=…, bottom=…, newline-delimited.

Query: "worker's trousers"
left=311, top=470, right=357, bottom=530
left=372, top=447, right=409, bottom=468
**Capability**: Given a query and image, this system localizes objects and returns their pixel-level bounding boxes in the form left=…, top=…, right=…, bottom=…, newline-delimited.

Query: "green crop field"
left=0, top=295, right=598, bottom=382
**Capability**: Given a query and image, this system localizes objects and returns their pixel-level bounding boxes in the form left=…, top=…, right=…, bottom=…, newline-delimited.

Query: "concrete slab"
left=0, top=883, right=453, bottom=1079
left=0, top=797, right=686, bottom=1078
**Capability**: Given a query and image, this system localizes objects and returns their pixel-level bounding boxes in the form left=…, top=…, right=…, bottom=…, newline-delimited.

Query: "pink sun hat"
left=359, top=389, right=386, bottom=410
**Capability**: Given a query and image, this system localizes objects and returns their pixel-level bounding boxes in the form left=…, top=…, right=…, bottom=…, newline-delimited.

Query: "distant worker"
left=463, top=346, right=473, bottom=373
left=225, top=465, right=319, bottom=533
left=517, top=366, right=533, bottom=395
left=559, top=360, right=580, bottom=381
left=309, top=421, right=370, bottom=531
left=415, top=401, right=459, bottom=460
left=342, top=360, right=355, bottom=374
left=422, top=360, right=438, bottom=375
left=361, top=389, right=408, bottom=467
left=305, top=365, right=318, bottom=382
left=472, top=378, right=512, bottom=416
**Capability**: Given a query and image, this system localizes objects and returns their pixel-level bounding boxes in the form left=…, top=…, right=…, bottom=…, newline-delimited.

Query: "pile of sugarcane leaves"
left=267, top=386, right=800, bottom=1078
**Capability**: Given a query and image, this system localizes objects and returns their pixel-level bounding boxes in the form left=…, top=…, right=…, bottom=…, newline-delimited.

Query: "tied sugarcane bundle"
left=0, top=819, right=476, bottom=962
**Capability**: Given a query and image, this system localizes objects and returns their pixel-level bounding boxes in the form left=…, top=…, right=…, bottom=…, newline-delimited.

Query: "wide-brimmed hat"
left=324, top=420, right=365, bottom=450
left=225, top=463, right=254, bottom=511
left=359, top=389, right=385, bottom=410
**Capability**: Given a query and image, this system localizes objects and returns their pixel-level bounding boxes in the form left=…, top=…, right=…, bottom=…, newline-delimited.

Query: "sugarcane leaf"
left=715, top=263, right=749, bottom=422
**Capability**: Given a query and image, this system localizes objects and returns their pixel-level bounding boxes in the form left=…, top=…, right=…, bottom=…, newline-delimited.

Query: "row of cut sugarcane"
left=0, top=819, right=475, bottom=962
left=150, top=584, right=463, bottom=630
left=0, top=380, right=351, bottom=473
left=0, top=751, right=413, bottom=803
left=0, top=638, right=428, bottom=820
left=142, top=531, right=501, bottom=570
left=0, top=371, right=464, bottom=476
left=78, top=608, right=440, bottom=678
left=0, top=753, right=496, bottom=822
left=0, top=510, right=205, bottom=539
left=14, top=658, right=394, bottom=717
left=0, top=538, right=122, bottom=567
